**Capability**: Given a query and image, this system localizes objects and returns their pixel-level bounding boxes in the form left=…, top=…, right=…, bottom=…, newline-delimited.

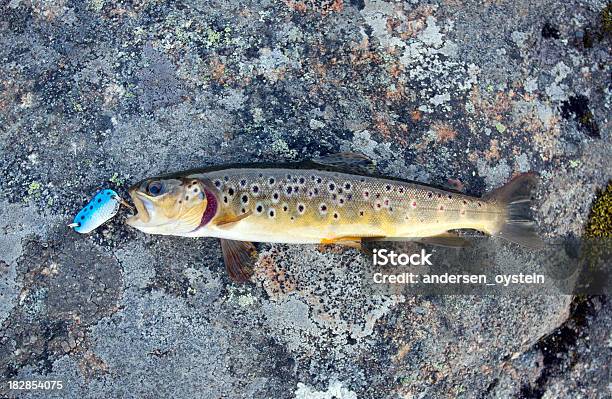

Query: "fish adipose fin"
left=311, top=152, right=377, bottom=174
left=485, top=172, right=544, bottom=249
left=220, top=239, right=257, bottom=282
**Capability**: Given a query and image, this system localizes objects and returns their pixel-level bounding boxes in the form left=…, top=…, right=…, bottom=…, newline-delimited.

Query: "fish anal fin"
left=320, top=236, right=364, bottom=250
left=220, top=239, right=257, bottom=283
left=362, top=233, right=471, bottom=248
left=215, top=210, right=252, bottom=228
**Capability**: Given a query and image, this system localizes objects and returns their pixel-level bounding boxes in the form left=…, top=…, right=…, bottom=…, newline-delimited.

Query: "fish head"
left=126, top=176, right=216, bottom=235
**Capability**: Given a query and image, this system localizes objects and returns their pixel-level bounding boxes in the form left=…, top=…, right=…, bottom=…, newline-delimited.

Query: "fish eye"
left=147, top=181, right=163, bottom=196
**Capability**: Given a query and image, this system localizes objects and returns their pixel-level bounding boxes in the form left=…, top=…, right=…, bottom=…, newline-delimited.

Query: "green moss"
left=109, top=172, right=125, bottom=186
left=27, top=181, right=41, bottom=196
left=584, top=182, right=612, bottom=238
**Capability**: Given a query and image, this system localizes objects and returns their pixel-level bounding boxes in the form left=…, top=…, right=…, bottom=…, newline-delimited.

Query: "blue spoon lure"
left=68, top=189, right=132, bottom=234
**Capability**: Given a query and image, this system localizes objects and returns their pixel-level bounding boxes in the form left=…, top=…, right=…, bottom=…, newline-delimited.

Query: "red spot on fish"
left=412, top=201, right=417, bottom=208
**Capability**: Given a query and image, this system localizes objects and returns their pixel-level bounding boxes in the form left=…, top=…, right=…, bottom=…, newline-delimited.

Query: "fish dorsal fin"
left=310, top=152, right=377, bottom=174
left=219, top=239, right=257, bottom=283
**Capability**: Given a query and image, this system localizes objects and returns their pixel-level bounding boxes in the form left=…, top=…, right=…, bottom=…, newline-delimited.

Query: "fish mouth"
left=126, top=188, right=152, bottom=226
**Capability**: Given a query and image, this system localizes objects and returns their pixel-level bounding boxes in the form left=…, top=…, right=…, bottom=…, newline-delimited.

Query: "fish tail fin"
left=485, top=172, right=544, bottom=249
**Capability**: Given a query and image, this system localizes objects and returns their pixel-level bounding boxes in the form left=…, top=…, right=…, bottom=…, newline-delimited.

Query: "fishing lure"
left=68, top=189, right=132, bottom=234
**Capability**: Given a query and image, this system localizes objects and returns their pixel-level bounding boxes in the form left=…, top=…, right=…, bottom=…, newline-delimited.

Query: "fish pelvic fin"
left=485, top=172, right=544, bottom=249
left=220, top=239, right=257, bottom=283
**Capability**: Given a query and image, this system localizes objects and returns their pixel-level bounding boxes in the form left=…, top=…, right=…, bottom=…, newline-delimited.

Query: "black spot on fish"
left=269, top=209, right=275, bottom=218
left=256, top=204, right=263, bottom=213
left=269, top=177, right=275, bottom=185
left=299, top=177, right=305, bottom=184
left=240, top=180, right=247, bottom=187
left=97, top=199, right=101, bottom=203
left=298, top=204, right=305, bottom=213
left=227, top=188, right=234, bottom=196
left=241, top=195, right=248, bottom=203
left=89, top=205, right=93, bottom=210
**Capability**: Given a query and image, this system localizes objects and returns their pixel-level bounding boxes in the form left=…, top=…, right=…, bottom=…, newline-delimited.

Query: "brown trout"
left=126, top=153, right=542, bottom=281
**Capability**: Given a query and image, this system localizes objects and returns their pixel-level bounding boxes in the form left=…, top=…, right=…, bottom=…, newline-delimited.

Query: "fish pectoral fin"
left=418, top=233, right=471, bottom=248
left=310, top=152, right=377, bottom=174
left=219, top=239, right=257, bottom=283
left=215, top=210, right=253, bottom=228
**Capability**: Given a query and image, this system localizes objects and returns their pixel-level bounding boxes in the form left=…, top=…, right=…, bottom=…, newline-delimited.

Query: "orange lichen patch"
left=254, top=250, right=297, bottom=299
left=283, top=0, right=343, bottom=16
left=397, top=5, right=435, bottom=40
left=411, top=110, right=423, bottom=122
left=394, top=343, right=413, bottom=363
left=283, top=0, right=308, bottom=13
left=470, top=87, right=513, bottom=121
left=78, top=351, right=109, bottom=381
left=432, top=121, right=457, bottom=143
left=388, top=62, right=404, bottom=79
left=374, top=112, right=393, bottom=138
left=484, top=139, right=501, bottom=161
left=210, top=58, right=226, bottom=83
left=349, top=37, right=381, bottom=66
left=385, top=84, right=406, bottom=101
